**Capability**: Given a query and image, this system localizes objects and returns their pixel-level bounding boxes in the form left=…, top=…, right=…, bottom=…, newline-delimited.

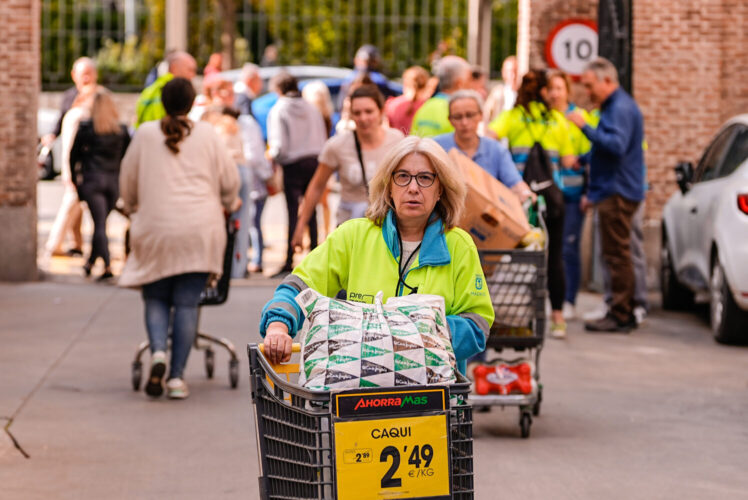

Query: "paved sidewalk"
left=0, top=279, right=276, bottom=499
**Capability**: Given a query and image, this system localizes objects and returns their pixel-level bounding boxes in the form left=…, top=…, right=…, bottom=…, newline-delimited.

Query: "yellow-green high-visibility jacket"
left=134, top=73, right=173, bottom=128
left=260, top=210, right=495, bottom=373
left=410, top=94, right=453, bottom=138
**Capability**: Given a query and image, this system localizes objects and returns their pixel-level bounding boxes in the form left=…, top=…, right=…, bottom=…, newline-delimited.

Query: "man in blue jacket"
left=567, top=57, right=645, bottom=333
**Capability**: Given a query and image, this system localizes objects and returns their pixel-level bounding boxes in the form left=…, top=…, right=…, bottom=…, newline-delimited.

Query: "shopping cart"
left=130, top=219, right=241, bottom=391
left=248, top=343, right=475, bottom=500
left=469, top=202, right=547, bottom=438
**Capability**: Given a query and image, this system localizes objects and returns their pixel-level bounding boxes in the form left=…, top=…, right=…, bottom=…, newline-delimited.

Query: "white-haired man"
left=410, top=55, right=472, bottom=137
left=566, top=57, right=645, bottom=333
left=42, top=57, right=98, bottom=147
left=234, top=63, right=262, bottom=117
left=135, top=51, right=197, bottom=127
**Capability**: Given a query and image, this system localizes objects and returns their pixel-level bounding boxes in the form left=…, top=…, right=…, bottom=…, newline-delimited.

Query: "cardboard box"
left=449, top=149, right=530, bottom=249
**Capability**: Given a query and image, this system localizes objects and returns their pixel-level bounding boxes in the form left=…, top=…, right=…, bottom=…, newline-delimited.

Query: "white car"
left=661, top=114, right=748, bottom=343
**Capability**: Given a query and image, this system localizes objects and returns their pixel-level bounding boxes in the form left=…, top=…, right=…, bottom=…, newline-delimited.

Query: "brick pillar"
left=0, top=0, right=39, bottom=281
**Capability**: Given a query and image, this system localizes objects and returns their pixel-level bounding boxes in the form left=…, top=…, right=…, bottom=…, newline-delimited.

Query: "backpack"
left=522, top=141, right=564, bottom=218
left=510, top=106, right=564, bottom=218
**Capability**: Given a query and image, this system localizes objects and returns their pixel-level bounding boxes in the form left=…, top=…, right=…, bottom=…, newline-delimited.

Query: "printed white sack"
left=294, top=289, right=456, bottom=391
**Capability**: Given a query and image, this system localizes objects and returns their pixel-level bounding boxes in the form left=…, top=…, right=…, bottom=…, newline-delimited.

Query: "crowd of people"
left=44, top=47, right=647, bottom=398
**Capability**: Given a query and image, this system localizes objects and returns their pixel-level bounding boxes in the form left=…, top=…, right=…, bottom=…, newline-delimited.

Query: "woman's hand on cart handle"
left=263, top=322, right=294, bottom=364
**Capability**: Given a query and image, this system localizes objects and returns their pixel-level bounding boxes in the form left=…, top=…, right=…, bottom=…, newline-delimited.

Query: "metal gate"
left=41, top=0, right=517, bottom=91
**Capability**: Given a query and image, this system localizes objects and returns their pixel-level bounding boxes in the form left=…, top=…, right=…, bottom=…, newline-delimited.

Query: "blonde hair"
left=302, top=80, right=334, bottom=135
left=91, top=90, right=121, bottom=135
left=366, top=136, right=466, bottom=229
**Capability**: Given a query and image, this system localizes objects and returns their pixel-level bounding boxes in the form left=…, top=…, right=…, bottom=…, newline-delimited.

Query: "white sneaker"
left=582, top=304, right=609, bottom=321
left=167, top=378, right=189, bottom=399
left=145, top=351, right=167, bottom=398
left=562, top=302, right=576, bottom=320
left=633, top=306, right=647, bottom=326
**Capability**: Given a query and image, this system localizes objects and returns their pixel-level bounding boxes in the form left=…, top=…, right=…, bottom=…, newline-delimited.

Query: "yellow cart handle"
left=258, top=343, right=301, bottom=380
left=258, top=343, right=301, bottom=354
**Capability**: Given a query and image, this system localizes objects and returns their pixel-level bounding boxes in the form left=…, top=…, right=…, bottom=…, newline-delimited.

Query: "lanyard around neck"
left=395, top=222, right=421, bottom=296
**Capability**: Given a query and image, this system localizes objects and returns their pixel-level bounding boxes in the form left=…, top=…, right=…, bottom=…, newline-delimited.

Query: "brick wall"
left=633, top=0, right=748, bottom=220
left=0, top=0, right=39, bottom=281
left=522, top=0, right=748, bottom=221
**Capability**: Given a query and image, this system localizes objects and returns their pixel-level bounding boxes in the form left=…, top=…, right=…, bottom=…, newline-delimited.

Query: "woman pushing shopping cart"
left=251, top=137, right=493, bottom=499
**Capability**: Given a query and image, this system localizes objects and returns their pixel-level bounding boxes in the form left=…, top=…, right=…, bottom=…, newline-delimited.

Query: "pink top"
left=385, top=95, right=427, bottom=135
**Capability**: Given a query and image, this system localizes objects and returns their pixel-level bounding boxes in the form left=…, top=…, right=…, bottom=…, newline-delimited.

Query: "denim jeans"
left=141, top=272, right=209, bottom=379
left=249, top=197, right=266, bottom=267
left=231, top=165, right=251, bottom=278
left=562, top=199, right=585, bottom=305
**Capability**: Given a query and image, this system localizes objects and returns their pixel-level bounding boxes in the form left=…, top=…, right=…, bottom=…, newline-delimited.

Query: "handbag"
left=265, top=163, right=284, bottom=196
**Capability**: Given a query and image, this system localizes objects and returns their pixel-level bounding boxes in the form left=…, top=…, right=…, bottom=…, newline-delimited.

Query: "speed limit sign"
left=545, top=19, right=598, bottom=76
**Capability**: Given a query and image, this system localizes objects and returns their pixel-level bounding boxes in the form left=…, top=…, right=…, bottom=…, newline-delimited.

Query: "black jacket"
left=52, top=87, right=78, bottom=138
left=69, top=121, right=130, bottom=182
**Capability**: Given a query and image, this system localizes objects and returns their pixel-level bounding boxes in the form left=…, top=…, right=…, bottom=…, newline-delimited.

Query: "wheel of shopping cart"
left=229, top=359, right=239, bottom=388
left=132, top=361, right=143, bottom=391
left=520, top=411, right=532, bottom=438
left=204, top=349, right=215, bottom=378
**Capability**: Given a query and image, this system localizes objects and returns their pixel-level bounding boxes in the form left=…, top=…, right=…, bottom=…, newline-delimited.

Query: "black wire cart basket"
left=469, top=202, right=548, bottom=438
left=248, top=343, right=475, bottom=500
left=130, top=219, right=241, bottom=391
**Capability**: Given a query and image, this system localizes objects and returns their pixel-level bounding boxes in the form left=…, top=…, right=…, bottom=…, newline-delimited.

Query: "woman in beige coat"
left=119, top=78, right=240, bottom=399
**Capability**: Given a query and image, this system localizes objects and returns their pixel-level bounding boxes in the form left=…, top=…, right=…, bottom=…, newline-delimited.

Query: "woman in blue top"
left=433, top=90, right=534, bottom=203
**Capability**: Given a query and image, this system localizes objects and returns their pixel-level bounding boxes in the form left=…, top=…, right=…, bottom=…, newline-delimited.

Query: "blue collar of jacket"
left=601, top=87, right=622, bottom=111
left=382, top=210, right=451, bottom=267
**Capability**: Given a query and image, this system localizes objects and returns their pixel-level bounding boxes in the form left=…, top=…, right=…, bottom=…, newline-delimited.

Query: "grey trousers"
left=597, top=202, right=649, bottom=310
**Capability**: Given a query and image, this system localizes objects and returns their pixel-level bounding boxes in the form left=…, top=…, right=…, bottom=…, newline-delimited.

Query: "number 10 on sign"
left=334, top=414, right=450, bottom=499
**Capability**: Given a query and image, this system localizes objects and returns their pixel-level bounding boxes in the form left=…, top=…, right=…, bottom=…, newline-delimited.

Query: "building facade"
left=0, top=0, right=39, bottom=281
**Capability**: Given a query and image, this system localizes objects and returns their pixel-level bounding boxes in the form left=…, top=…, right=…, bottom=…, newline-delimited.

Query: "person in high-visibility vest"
left=488, top=69, right=577, bottom=339
left=544, top=69, right=598, bottom=323
left=410, top=56, right=472, bottom=138
left=260, top=136, right=494, bottom=377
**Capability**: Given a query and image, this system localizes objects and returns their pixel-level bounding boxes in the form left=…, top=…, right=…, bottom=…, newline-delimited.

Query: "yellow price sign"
left=334, top=414, right=450, bottom=500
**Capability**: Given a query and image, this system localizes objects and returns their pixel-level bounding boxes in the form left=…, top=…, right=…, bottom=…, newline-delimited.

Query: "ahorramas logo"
left=353, top=395, right=428, bottom=411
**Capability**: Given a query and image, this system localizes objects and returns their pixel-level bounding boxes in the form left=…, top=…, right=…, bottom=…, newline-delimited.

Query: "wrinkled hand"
left=565, top=110, right=587, bottom=129
left=263, top=322, right=293, bottom=364
left=41, top=133, right=56, bottom=148
left=290, top=224, right=305, bottom=254
left=512, top=181, right=536, bottom=204
left=579, top=195, right=591, bottom=212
